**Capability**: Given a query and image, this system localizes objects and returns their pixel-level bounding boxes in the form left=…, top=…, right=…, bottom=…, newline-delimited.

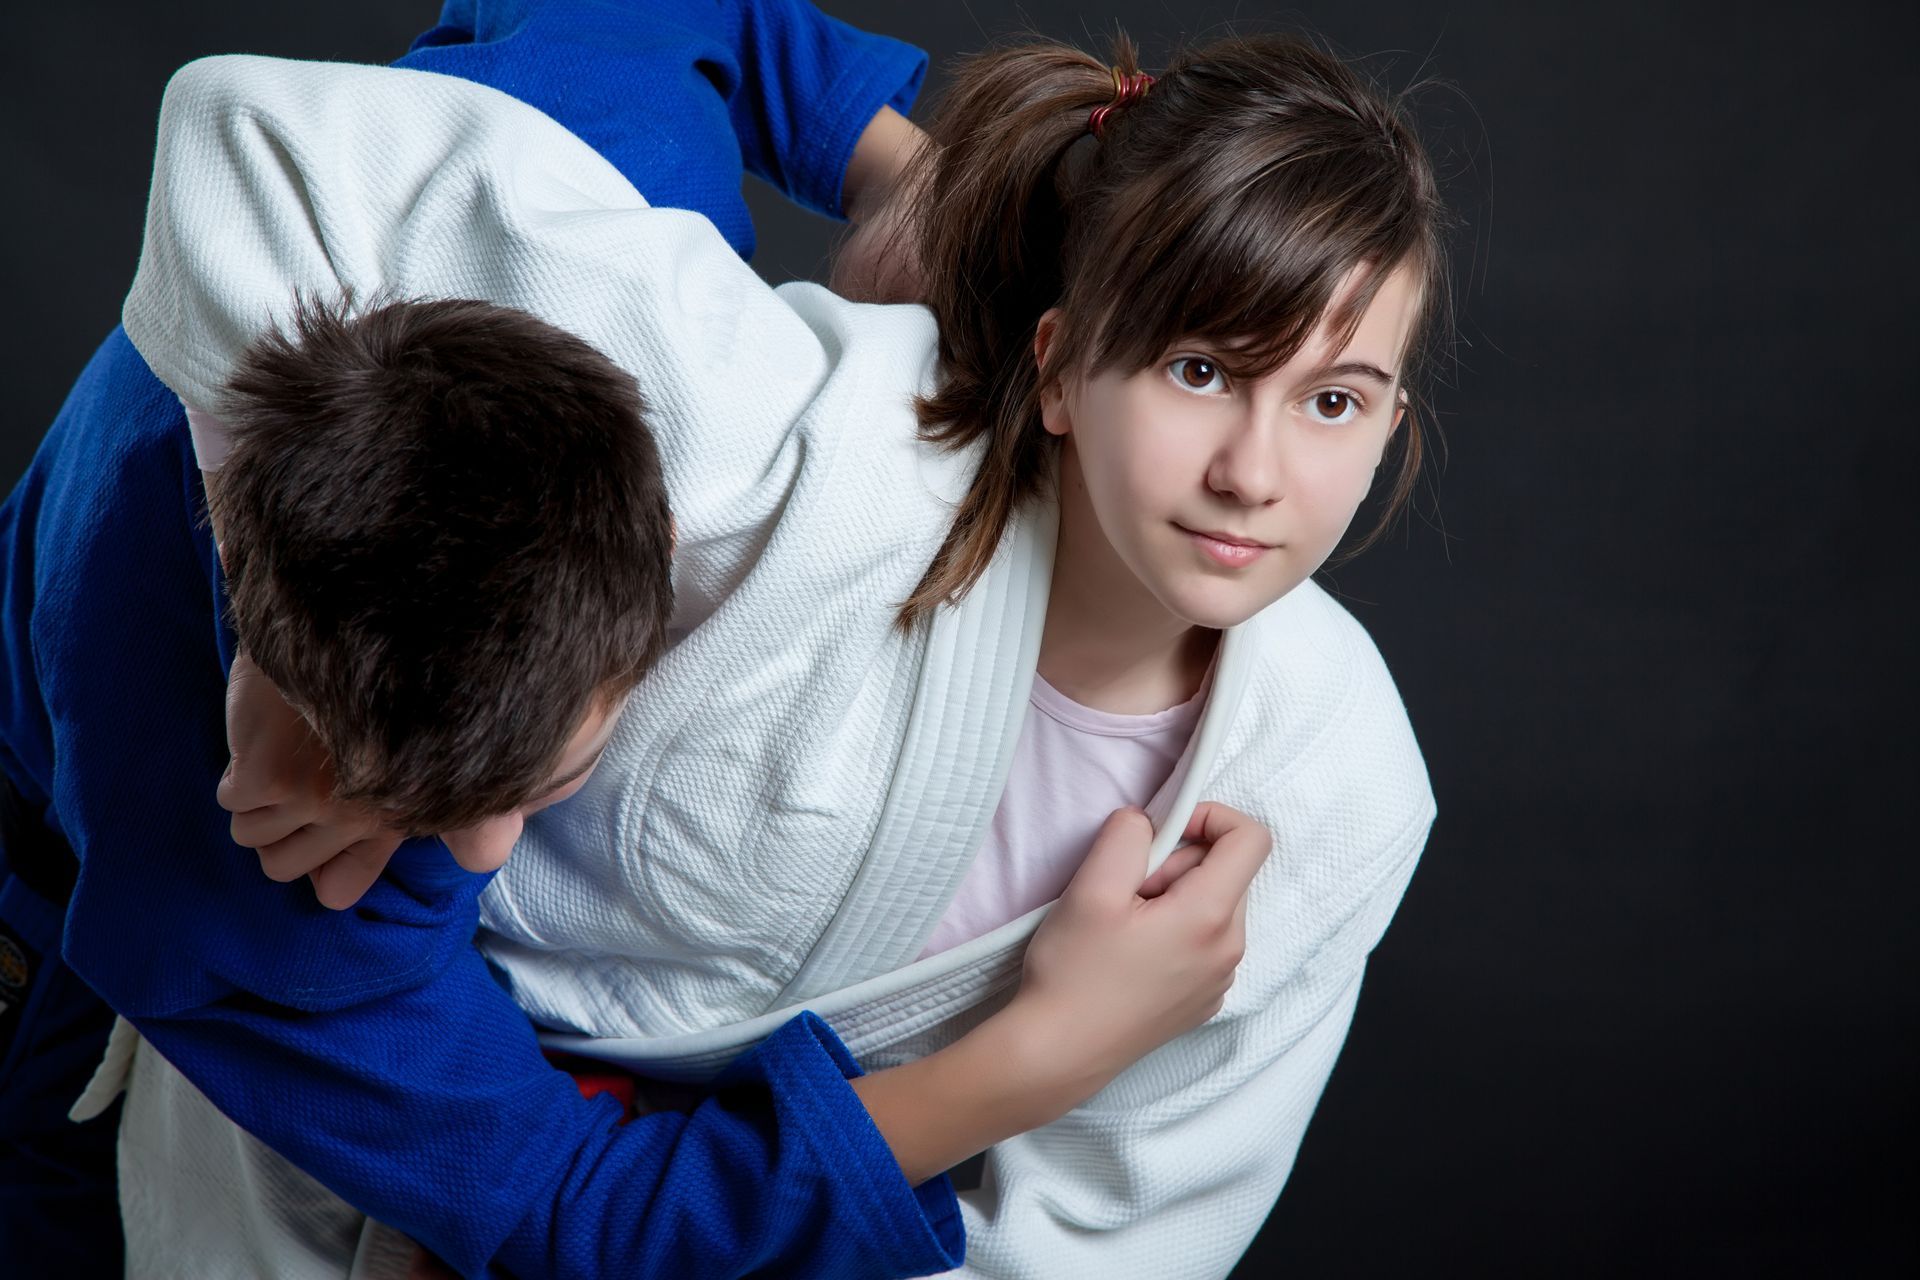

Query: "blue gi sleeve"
left=393, top=2, right=924, bottom=256
left=135, top=961, right=964, bottom=1278
left=35, top=332, right=961, bottom=1277
left=721, top=0, right=927, bottom=218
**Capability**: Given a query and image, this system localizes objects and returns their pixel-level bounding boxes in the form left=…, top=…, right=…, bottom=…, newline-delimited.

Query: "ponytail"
left=894, top=40, right=1138, bottom=625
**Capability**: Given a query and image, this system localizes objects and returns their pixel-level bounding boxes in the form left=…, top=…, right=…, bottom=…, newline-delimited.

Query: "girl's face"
left=1039, top=263, right=1421, bottom=631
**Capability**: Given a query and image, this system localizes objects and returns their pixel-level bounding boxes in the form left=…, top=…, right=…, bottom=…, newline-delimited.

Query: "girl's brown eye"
left=1180, top=359, right=1217, bottom=388
left=1316, top=391, right=1352, bottom=418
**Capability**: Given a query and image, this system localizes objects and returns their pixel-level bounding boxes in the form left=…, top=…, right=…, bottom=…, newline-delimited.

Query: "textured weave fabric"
left=179, top=0, right=925, bottom=472
left=126, top=56, right=1437, bottom=1278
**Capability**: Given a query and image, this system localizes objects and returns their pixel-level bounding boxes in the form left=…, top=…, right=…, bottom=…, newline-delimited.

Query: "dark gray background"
left=4, top=2, right=1915, bottom=1274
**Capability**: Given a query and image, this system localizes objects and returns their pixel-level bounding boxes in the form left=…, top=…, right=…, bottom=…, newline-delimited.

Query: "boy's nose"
left=440, top=810, right=525, bottom=873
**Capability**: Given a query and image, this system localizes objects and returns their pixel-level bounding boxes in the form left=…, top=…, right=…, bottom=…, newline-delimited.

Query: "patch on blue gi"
left=0, top=919, right=37, bottom=1054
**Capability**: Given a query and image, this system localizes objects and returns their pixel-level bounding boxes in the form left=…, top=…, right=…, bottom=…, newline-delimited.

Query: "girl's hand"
left=1008, top=803, right=1271, bottom=1096
left=1137, top=834, right=1210, bottom=899
left=219, top=652, right=403, bottom=909
left=848, top=803, right=1271, bottom=1184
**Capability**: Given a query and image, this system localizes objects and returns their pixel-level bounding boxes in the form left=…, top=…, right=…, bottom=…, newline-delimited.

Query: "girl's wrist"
left=971, top=995, right=1119, bottom=1125
left=849, top=999, right=1090, bottom=1186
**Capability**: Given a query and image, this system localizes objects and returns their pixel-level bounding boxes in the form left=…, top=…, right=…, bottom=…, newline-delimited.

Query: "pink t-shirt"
left=917, top=673, right=1206, bottom=958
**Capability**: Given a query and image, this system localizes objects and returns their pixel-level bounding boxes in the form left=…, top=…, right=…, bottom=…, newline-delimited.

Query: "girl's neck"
left=1037, top=448, right=1217, bottom=715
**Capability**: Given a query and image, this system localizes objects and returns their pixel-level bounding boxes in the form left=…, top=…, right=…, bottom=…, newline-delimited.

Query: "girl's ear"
left=1391, top=387, right=1409, bottom=435
left=1034, top=308, right=1069, bottom=437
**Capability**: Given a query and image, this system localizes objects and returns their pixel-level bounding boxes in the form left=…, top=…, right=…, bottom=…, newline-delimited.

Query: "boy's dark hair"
left=213, top=295, right=672, bottom=833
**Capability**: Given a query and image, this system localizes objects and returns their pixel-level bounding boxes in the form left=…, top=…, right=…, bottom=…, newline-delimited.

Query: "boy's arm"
left=842, top=104, right=929, bottom=226
left=833, top=104, right=933, bottom=304
left=130, top=956, right=966, bottom=1278
left=719, top=0, right=927, bottom=221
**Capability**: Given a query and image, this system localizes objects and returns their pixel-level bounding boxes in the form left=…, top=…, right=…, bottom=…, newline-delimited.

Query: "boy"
left=0, top=4, right=933, bottom=1266
left=1, top=5, right=1267, bottom=1275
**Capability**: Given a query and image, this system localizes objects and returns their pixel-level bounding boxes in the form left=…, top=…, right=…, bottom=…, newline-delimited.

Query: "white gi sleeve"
left=121, top=54, right=833, bottom=620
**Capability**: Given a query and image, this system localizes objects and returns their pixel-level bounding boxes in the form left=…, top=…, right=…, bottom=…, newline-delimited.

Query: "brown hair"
left=213, top=296, right=673, bottom=833
left=895, top=32, right=1451, bottom=624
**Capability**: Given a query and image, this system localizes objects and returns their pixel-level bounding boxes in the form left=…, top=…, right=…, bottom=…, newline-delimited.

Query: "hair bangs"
left=1078, top=119, right=1430, bottom=386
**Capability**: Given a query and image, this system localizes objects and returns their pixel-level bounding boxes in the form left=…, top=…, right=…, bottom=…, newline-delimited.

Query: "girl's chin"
left=1157, top=575, right=1299, bottom=631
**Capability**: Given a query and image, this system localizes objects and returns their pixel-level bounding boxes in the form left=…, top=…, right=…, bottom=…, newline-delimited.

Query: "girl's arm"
left=113, top=54, right=1280, bottom=1274
left=216, top=652, right=404, bottom=909
left=126, top=54, right=835, bottom=616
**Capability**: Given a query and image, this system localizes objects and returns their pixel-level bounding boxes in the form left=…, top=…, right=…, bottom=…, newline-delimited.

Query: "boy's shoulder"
left=23, top=327, right=212, bottom=617
left=46, top=327, right=193, bottom=471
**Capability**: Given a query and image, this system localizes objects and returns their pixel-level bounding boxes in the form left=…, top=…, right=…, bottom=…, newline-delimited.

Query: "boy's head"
left=213, top=295, right=673, bottom=835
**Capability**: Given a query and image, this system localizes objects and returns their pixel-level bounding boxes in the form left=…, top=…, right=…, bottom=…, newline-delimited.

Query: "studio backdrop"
left=3, top=2, right=1913, bottom=1274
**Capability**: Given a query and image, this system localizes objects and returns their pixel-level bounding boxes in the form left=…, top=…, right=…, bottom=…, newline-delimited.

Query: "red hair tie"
left=1088, top=67, right=1155, bottom=140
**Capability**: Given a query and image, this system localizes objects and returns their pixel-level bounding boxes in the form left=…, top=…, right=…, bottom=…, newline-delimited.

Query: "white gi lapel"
left=776, top=498, right=1058, bottom=1003
left=1140, top=622, right=1256, bottom=873
left=546, top=614, right=1258, bottom=1080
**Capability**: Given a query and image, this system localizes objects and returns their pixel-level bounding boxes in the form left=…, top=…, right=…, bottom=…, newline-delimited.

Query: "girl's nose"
left=1206, top=415, right=1285, bottom=507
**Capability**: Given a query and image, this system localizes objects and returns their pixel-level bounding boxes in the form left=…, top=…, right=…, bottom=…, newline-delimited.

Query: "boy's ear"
left=1034, top=308, right=1069, bottom=437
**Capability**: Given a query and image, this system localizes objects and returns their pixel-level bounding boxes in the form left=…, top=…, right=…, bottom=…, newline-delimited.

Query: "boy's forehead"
left=573, top=695, right=626, bottom=757
left=540, top=693, right=627, bottom=788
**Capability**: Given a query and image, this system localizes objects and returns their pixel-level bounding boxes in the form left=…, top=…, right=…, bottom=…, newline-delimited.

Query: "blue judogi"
left=402, top=0, right=925, bottom=257
left=0, top=4, right=952, bottom=1276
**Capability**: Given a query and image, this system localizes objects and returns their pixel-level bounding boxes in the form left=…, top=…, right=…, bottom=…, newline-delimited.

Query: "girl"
left=129, top=28, right=1447, bottom=1278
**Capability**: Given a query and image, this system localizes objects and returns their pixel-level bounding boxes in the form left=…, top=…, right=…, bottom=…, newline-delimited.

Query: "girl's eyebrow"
left=1308, top=361, right=1397, bottom=387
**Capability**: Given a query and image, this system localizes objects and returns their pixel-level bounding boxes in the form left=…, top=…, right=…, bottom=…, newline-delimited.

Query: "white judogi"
left=122, top=57, right=1435, bottom=1279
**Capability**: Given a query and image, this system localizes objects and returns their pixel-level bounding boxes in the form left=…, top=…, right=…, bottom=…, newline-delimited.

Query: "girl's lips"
left=1180, top=525, right=1274, bottom=568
